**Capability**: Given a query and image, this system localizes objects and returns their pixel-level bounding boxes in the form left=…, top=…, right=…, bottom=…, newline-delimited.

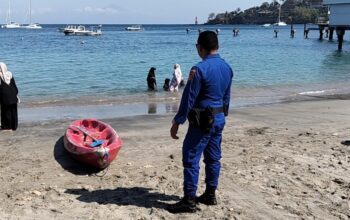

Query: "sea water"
left=1, top=24, right=350, bottom=121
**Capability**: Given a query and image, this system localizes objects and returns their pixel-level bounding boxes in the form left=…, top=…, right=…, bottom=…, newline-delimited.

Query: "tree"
left=208, top=13, right=216, bottom=21
left=261, top=2, right=270, bottom=9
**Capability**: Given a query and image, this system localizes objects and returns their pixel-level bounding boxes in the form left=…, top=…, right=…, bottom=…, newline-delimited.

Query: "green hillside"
left=206, top=0, right=328, bottom=25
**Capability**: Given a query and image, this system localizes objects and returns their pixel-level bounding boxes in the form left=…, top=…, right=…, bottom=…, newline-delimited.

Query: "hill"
left=206, top=0, right=328, bottom=25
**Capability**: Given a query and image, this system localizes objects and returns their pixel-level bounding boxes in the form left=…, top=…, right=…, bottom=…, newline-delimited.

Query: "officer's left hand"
left=170, top=122, right=179, bottom=139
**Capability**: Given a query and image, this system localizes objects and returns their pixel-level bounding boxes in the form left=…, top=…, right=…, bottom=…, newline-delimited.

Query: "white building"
left=323, top=0, right=350, bottom=26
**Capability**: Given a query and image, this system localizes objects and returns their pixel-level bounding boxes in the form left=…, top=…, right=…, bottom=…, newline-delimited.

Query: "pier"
left=323, top=0, right=350, bottom=51
left=302, top=0, right=350, bottom=51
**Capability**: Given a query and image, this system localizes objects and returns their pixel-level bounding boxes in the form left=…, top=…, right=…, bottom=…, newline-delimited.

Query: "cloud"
left=35, top=8, right=53, bottom=15
left=76, top=6, right=121, bottom=14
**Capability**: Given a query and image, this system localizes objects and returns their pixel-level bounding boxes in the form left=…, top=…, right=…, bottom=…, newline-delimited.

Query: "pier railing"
left=315, top=17, right=329, bottom=25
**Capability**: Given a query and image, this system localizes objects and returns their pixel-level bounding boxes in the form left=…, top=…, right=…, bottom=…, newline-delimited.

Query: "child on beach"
left=163, top=78, right=170, bottom=91
left=0, top=62, right=19, bottom=131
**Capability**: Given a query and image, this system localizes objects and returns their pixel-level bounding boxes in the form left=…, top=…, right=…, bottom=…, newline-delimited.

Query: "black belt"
left=192, top=107, right=224, bottom=115
left=212, top=107, right=224, bottom=114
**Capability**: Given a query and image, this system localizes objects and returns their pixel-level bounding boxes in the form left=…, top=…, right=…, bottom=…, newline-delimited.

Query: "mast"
left=7, top=0, right=11, bottom=24
left=29, top=0, right=32, bottom=24
left=278, top=4, right=281, bottom=23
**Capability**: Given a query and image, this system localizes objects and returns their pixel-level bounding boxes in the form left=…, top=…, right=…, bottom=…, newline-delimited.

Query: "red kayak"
left=63, top=119, right=122, bottom=169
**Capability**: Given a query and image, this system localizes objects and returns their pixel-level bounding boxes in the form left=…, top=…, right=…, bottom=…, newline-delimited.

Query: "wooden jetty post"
left=329, top=27, right=334, bottom=40
left=304, top=23, right=309, bottom=39
left=336, top=28, right=345, bottom=51
left=319, top=25, right=325, bottom=40
left=290, top=21, right=295, bottom=38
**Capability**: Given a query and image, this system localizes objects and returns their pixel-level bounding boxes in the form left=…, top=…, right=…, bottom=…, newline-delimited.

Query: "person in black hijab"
left=147, top=67, right=157, bottom=91
left=0, top=62, right=19, bottom=131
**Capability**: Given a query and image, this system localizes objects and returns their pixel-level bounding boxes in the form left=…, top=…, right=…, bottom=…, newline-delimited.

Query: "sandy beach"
left=0, top=97, right=350, bottom=220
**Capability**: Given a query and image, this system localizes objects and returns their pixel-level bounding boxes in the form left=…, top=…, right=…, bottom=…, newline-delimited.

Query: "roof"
left=324, top=0, right=350, bottom=4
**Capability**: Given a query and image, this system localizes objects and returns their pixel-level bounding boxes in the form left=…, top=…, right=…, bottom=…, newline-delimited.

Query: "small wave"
left=298, top=89, right=336, bottom=95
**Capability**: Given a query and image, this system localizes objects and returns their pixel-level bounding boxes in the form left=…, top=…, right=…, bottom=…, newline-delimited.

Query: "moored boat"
left=1, top=0, right=22, bottom=29
left=125, top=25, right=143, bottom=31
left=63, top=25, right=102, bottom=36
left=22, top=0, right=42, bottom=29
left=1, top=22, right=21, bottom=29
left=63, top=119, right=122, bottom=169
left=23, top=23, right=42, bottom=29
left=261, top=23, right=271, bottom=27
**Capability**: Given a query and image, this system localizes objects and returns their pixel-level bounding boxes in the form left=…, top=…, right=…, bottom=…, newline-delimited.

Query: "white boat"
left=273, top=2, right=287, bottom=26
left=125, top=25, right=143, bottom=31
left=64, top=25, right=102, bottom=36
left=1, top=22, right=21, bottom=29
left=1, top=0, right=22, bottom=29
left=24, top=23, right=42, bottom=29
left=261, top=23, right=271, bottom=27
left=274, top=21, right=287, bottom=26
left=23, top=0, right=42, bottom=29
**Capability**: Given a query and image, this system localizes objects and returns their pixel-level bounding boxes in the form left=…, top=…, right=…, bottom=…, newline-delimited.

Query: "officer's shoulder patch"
left=188, top=68, right=196, bottom=81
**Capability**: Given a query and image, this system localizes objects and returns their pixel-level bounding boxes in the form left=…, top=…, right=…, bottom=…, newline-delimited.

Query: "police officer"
left=168, top=31, right=233, bottom=213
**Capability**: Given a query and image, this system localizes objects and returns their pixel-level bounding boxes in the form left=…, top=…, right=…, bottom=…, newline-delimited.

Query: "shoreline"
left=1, top=95, right=350, bottom=219
left=17, top=84, right=350, bottom=123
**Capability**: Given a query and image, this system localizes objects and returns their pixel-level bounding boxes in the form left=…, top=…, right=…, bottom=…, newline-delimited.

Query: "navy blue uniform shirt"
left=174, top=54, right=233, bottom=124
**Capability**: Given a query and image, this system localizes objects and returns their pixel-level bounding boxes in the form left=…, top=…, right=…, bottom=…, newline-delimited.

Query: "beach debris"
left=273, top=203, right=284, bottom=210
left=31, top=190, right=42, bottom=196
left=50, top=209, right=63, bottom=214
left=332, top=178, right=345, bottom=185
left=298, top=132, right=312, bottom=137
left=15, top=200, right=28, bottom=206
left=81, top=185, right=94, bottom=191
left=169, top=154, right=175, bottom=160
left=246, top=127, right=269, bottom=136
left=143, top=165, right=153, bottom=168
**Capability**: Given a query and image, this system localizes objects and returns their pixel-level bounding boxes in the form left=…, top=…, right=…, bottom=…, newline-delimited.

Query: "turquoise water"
left=1, top=24, right=350, bottom=120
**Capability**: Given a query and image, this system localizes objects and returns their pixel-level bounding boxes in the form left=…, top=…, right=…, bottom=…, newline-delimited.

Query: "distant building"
left=310, top=0, right=325, bottom=8
left=323, top=0, right=350, bottom=26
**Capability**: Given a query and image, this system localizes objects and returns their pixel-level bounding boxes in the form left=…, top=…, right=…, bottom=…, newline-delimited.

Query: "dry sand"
left=0, top=98, right=350, bottom=220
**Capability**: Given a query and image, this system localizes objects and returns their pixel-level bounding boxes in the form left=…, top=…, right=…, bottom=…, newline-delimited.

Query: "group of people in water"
left=0, top=62, right=19, bottom=131
left=147, top=64, right=185, bottom=92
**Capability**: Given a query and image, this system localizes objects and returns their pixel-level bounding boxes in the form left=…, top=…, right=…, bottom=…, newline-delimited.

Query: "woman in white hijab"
left=170, top=64, right=183, bottom=92
left=0, top=62, right=19, bottom=131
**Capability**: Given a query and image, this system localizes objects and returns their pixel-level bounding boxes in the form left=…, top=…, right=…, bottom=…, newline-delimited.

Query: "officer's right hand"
left=170, top=122, right=179, bottom=139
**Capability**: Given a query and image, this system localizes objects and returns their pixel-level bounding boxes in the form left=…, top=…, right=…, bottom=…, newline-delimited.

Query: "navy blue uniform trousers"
left=182, top=113, right=225, bottom=198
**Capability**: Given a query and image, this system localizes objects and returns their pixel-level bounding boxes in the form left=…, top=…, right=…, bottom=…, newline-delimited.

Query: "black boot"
left=167, top=197, right=199, bottom=213
left=196, top=188, right=217, bottom=205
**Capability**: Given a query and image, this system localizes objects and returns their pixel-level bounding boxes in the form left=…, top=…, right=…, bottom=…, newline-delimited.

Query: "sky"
left=0, top=0, right=270, bottom=24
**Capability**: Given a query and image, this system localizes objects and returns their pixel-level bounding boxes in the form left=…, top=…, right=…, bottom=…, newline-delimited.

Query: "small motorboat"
left=261, top=23, right=271, bottom=27
left=64, top=119, right=122, bottom=169
left=125, top=25, right=143, bottom=31
left=63, top=25, right=102, bottom=36
left=273, top=21, right=287, bottom=26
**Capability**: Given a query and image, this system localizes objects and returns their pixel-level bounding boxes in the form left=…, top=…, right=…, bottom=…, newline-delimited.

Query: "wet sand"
left=0, top=98, right=350, bottom=219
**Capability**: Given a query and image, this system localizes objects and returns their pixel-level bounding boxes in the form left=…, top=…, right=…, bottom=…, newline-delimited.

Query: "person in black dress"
left=147, top=67, right=157, bottom=91
left=0, top=62, right=19, bottom=131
